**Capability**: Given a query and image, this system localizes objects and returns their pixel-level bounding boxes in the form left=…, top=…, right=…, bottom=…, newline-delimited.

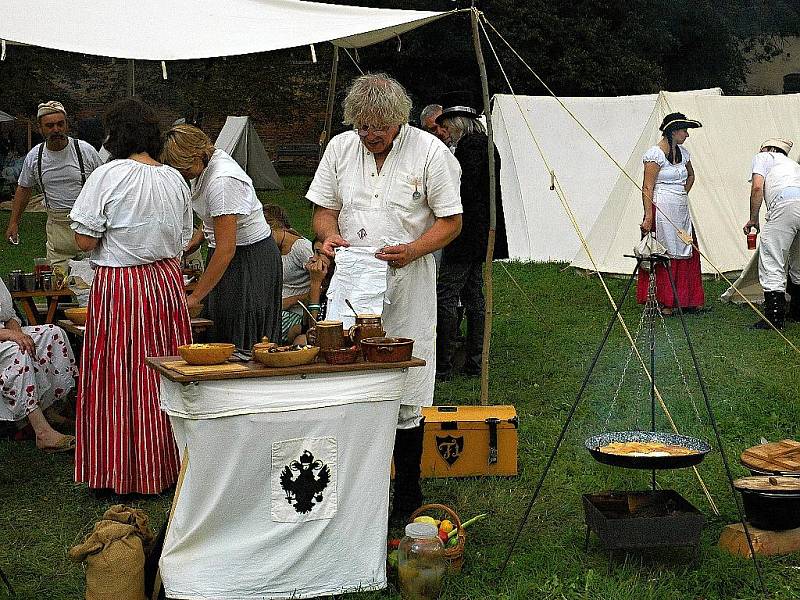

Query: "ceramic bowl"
left=64, top=307, right=88, bottom=325
left=253, top=345, right=320, bottom=368
left=322, top=345, right=360, bottom=365
left=178, top=343, right=235, bottom=365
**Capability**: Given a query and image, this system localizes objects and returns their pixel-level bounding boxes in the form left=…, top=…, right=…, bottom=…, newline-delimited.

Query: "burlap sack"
left=102, top=505, right=155, bottom=554
left=69, top=512, right=149, bottom=600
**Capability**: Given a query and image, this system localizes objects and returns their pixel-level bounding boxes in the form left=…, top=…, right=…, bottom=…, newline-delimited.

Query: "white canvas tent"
left=570, top=91, right=800, bottom=275
left=492, top=89, right=722, bottom=263
left=0, top=110, right=14, bottom=122
left=1, top=0, right=450, bottom=59
left=215, top=116, right=283, bottom=191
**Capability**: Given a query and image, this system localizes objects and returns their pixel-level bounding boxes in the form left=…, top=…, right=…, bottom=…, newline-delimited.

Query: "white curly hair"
left=342, top=73, right=412, bottom=129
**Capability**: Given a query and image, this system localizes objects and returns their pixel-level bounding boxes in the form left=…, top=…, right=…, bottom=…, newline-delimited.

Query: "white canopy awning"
left=1, top=0, right=452, bottom=60
left=0, top=110, right=14, bottom=122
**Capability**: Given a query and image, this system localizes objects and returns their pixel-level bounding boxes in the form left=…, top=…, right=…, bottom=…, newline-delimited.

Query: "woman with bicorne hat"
left=637, top=112, right=704, bottom=314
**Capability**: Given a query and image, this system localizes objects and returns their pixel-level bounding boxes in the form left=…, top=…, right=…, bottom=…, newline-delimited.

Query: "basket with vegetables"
left=405, top=504, right=485, bottom=572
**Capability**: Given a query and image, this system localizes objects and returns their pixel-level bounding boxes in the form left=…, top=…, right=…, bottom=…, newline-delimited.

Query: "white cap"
left=404, top=522, right=438, bottom=538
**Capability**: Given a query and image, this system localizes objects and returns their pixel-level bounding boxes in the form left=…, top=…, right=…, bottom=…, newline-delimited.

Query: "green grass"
left=2, top=182, right=800, bottom=599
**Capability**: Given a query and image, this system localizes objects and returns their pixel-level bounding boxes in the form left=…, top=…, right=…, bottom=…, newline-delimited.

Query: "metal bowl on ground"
left=178, top=343, right=235, bottom=365
left=253, top=345, right=320, bottom=368
left=64, top=307, right=88, bottom=325
left=585, top=431, right=712, bottom=470
left=734, top=476, right=800, bottom=530
left=360, top=337, right=414, bottom=363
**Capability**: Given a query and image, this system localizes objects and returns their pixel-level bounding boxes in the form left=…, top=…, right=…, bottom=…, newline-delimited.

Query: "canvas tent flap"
left=0, top=110, right=14, bottom=122
left=1, top=0, right=450, bottom=60
left=571, top=91, right=800, bottom=275
left=215, top=117, right=283, bottom=191
left=491, top=89, right=721, bottom=263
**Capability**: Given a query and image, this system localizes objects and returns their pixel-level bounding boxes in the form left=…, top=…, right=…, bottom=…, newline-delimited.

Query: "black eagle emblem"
left=280, top=450, right=331, bottom=514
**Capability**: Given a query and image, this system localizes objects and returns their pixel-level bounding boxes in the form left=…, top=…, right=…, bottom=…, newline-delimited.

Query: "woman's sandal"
left=40, top=435, right=76, bottom=454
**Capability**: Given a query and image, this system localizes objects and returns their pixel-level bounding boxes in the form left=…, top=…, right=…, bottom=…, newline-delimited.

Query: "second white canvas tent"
left=215, top=116, right=283, bottom=191
left=570, top=91, right=800, bottom=275
left=491, top=89, right=721, bottom=263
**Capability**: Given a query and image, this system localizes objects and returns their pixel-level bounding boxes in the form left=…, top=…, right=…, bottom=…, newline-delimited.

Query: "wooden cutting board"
left=161, top=360, right=250, bottom=376
left=734, top=476, right=800, bottom=492
left=740, top=439, right=800, bottom=473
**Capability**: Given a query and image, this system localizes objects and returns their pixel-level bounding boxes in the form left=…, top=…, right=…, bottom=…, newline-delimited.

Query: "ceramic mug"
left=348, top=314, right=385, bottom=345
left=307, top=320, right=345, bottom=351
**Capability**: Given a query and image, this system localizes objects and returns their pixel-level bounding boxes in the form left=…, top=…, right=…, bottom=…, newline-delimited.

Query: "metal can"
left=747, top=231, right=758, bottom=250
left=7, top=270, right=22, bottom=292
left=40, top=273, right=54, bottom=291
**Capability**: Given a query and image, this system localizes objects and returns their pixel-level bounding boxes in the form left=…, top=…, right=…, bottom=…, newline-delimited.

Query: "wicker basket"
left=408, top=503, right=466, bottom=572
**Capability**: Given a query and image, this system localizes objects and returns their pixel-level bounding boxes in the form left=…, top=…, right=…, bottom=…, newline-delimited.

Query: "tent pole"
left=127, top=59, right=135, bottom=97
left=320, top=45, right=339, bottom=157
left=471, top=7, right=495, bottom=406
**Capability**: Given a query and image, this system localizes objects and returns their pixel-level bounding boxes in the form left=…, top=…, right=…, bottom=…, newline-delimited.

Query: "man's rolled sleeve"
left=306, top=141, right=342, bottom=210
left=426, top=145, right=462, bottom=218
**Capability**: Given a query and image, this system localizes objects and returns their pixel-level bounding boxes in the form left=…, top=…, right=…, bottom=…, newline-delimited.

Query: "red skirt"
left=636, top=207, right=705, bottom=309
left=75, top=258, right=191, bottom=494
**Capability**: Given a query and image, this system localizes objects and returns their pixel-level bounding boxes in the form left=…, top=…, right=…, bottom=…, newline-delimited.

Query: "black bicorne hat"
left=659, top=112, right=702, bottom=133
left=435, top=90, right=481, bottom=125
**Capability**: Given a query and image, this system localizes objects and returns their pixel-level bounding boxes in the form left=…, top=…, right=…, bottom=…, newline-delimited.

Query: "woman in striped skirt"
left=70, top=99, right=194, bottom=495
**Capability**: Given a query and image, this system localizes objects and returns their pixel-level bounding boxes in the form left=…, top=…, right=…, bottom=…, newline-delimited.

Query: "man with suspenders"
left=5, top=101, right=103, bottom=270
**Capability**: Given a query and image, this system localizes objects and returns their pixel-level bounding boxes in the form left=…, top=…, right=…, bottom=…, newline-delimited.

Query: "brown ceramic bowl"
left=64, top=307, right=88, bottom=325
left=360, top=337, right=414, bottom=363
left=322, top=345, right=360, bottom=365
left=253, top=345, right=320, bottom=368
left=178, top=343, right=235, bottom=365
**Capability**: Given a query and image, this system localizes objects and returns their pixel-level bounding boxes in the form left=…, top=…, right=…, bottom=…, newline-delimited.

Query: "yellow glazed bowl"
left=253, top=345, right=320, bottom=368
left=178, top=343, right=235, bottom=365
left=64, top=307, right=88, bottom=325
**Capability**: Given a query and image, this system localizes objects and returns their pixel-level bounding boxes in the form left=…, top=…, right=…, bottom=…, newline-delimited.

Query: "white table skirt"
left=158, top=369, right=406, bottom=599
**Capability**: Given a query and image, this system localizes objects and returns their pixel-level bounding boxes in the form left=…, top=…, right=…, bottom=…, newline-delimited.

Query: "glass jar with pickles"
left=397, top=522, right=446, bottom=600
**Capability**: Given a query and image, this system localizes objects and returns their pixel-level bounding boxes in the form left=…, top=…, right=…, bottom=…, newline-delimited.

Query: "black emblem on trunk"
left=436, top=435, right=464, bottom=465
left=357, top=228, right=367, bottom=239
left=280, top=450, right=331, bottom=513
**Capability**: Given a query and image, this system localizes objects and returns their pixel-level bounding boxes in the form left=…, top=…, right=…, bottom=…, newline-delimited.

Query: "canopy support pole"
left=127, top=59, right=136, bottom=97
left=471, top=7, right=494, bottom=405
left=320, top=45, right=339, bottom=157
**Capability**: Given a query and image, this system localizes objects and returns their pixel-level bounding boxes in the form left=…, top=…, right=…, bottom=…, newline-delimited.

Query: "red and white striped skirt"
left=75, top=258, right=191, bottom=495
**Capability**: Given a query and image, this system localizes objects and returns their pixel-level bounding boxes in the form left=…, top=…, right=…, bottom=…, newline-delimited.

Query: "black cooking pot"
left=734, top=476, right=800, bottom=530
left=738, top=490, right=800, bottom=530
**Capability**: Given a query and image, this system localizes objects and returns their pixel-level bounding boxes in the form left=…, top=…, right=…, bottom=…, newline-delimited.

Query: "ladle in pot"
left=345, top=298, right=359, bottom=318
left=296, top=300, right=318, bottom=323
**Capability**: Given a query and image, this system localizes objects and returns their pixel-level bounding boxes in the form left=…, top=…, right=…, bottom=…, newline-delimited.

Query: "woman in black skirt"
left=161, top=125, right=282, bottom=349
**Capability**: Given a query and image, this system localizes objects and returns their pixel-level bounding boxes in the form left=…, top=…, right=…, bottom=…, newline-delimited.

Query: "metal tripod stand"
left=498, top=254, right=766, bottom=594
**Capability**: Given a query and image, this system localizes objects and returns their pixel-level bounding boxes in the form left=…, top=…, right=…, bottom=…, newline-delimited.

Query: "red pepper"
left=387, top=539, right=401, bottom=550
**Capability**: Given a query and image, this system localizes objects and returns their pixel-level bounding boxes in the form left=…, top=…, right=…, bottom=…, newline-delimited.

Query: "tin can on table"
left=7, top=270, right=23, bottom=292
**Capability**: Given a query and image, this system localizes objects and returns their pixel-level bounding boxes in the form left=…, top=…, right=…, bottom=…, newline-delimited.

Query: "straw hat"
left=760, top=138, right=793, bottom=154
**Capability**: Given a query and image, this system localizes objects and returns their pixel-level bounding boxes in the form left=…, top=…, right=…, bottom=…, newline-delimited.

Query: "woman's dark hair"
left=764, top=146, right=788, bottom=156
left=660, top=112, right=689, bottom=165
left=103, top=98, right=162, bottom=160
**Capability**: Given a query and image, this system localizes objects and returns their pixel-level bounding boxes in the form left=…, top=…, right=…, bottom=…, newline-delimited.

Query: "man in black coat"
left=435, top=92, right=508, bottom=378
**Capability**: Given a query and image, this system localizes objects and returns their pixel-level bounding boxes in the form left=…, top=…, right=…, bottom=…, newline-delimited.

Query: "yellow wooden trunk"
left=420, top=405, right=518, bottom=478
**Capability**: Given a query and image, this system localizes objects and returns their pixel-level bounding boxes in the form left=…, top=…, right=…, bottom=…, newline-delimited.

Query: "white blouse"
left=70, top=160, right=193, bottom=267
left=191, top=150, right=271, bottom=247
left=643, top=144, right=691, bottom=195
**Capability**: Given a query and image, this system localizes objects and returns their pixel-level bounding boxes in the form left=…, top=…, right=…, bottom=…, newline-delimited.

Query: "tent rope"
left=341, top=48, right=363, bottom=74
left=479, top=14, right=727, bottom=511
left=481, top=16, right=800, bottom=356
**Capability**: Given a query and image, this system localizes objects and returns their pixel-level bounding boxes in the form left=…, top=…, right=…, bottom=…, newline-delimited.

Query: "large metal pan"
left=585, top=431, right=712, bottom=470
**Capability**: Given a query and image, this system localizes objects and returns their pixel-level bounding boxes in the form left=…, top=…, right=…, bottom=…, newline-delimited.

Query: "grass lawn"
left=1, top=177, right=800, bottom=599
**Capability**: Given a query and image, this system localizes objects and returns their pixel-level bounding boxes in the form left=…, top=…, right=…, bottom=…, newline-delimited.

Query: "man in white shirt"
left=309, top=73, right=463, bottom=524
left=5, top=101, right=103, bottom=270
left=744, top=138, right=800, bottom=328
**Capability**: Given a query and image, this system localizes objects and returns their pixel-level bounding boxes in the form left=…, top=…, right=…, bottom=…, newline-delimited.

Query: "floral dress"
left=0, top=280, right=77, bottom=421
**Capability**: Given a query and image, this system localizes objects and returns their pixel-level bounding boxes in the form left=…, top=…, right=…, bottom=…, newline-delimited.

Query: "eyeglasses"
left=356, top=124, right=392, bottom=137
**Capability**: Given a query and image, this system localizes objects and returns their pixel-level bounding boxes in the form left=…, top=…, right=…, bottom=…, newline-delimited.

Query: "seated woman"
left=263, top=204, right=327, bottom=344
left=0, top=279, right=77, bottom=452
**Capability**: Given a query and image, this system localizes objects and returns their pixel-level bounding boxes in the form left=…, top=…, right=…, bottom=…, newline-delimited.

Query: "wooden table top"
left=11, top=289, right=74, bottom=298
left=58, top=317, right=214, bottom=337
left=146, top=354, right=426, bottom=383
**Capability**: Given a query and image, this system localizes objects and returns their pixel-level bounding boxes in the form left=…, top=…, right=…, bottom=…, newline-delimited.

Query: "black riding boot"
left=435, top=311, right=459, bottom=380
left=753, top=290, right=786, bottom=329
left=389, top=424, right=425, bottom=526
left=787, top=280, right=800, bottom=322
